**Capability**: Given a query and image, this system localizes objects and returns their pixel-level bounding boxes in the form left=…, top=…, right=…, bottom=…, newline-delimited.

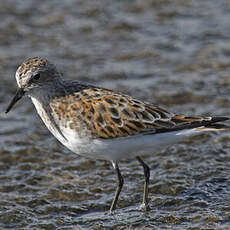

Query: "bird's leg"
left=136, top=156, right=150, bottom=211
left=109, top=161, right=124, bottom=214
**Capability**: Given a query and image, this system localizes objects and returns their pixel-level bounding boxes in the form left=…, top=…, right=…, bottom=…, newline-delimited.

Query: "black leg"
left=109, top=161, right=124, bottom=214
left=136, top=156, right=150, bottom=210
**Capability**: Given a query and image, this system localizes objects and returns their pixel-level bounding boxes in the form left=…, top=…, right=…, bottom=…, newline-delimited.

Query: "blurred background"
left=1, top=0, right=230, bottom=229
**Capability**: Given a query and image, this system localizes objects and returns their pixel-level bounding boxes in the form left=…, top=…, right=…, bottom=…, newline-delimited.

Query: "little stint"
left=6, top=57, right=229, bottom=213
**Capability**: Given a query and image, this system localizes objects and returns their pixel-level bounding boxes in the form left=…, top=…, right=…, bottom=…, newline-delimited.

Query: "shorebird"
left=5, top=57, right=229, bottom=213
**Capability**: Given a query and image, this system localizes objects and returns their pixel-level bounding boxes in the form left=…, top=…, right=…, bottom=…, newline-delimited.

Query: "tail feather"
left=209, top=116, right=230, bottom=123
left=196, top=123, right=230, bottom=131
left=199, top=116, right=230, bottom=131
left=154, top=116, right=230, bottom=134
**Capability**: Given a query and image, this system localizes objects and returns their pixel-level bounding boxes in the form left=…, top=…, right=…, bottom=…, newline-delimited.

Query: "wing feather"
left=50, top=87, right=229, bottom=139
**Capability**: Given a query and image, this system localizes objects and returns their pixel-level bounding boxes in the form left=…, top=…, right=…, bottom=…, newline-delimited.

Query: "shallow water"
left=1, top=0, right=230, bottom=229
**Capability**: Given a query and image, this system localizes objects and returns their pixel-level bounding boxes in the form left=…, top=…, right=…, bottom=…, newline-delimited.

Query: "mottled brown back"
left=50, top=87, right=217, bottom=139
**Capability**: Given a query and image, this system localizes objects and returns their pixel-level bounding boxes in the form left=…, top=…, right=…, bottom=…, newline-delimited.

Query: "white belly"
left=60, top=127, right=196, bottom=161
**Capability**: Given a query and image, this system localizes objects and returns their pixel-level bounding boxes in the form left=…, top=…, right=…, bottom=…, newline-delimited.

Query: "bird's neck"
left=28, top=80, right=66, bottom=104
left=29, top=81, right=68, bottom=144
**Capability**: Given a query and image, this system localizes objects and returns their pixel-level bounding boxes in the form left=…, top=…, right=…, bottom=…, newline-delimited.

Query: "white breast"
left=31, top=97, right=67, bottom=144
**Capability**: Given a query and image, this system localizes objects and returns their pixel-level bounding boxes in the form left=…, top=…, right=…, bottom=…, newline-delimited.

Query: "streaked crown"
left=15, top=57, right=60, bottom=90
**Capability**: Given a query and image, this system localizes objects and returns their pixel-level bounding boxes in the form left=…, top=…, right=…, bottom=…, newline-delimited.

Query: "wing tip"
left=211, top=116, right=230, bottom=123
left=196, top=123, right=230, bottom=131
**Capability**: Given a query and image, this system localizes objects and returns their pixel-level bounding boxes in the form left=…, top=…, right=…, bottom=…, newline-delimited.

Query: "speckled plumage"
left=17, top=57, right=49, bottom=76
left=14, top=57, right=222, bottom=141
left=49, top=86, right=216, bottom=139
left=6, top=57, right=229, bottom=213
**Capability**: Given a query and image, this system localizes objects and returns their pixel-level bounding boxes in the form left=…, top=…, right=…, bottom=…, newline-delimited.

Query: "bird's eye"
left=33, top=73, right=40, bottom=80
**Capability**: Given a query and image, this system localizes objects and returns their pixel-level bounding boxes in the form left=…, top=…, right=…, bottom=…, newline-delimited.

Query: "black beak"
left=5, top=88, right=25, bottom=113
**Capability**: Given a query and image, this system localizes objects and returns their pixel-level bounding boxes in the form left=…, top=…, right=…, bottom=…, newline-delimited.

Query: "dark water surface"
left=1, top=0, right=230, bottom=229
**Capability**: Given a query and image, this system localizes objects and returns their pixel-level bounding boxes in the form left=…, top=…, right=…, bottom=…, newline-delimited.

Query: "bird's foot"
left=139, top=202, right=150, bottom=211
